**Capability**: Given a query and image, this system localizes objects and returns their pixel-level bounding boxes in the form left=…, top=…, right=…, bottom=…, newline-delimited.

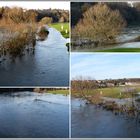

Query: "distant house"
left=125, top=82, right=133, bottom=86
left=106, top=83, right=114, bottom=87
left=95, top=78, right=140, bottom=88
left=96, top=80, right=107, bottom=88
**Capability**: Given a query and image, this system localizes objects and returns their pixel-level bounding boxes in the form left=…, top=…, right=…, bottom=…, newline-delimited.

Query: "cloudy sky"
left=71, top=53, right=140, bottom=80
left=0, top=1, right=70, bottom=10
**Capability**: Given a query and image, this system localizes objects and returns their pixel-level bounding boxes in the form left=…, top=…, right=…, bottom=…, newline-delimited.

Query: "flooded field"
left=0, top=27, right=69, bottom=86
left=72, top=26, right=140, bottom=52
left=72, top=98, right=140, bottom=138
left=0, top=92, right=69, bottom=138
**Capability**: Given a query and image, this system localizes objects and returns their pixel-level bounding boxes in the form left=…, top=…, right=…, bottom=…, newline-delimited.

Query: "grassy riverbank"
left=50, top=22, right=69, bottom=38
left=72, top=86, right=140, bottom=99
left=0, top=88, right=69, bottom=95
left=47, top=89, right=69, bottom=95
left=95, top=86, right=140, bottom=98
left=96, top=48, right=140, bottom=52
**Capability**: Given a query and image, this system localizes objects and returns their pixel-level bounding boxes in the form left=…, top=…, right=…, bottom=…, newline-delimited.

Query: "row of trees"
left=71, top=76, right=140, bottom=93
left=71, top=76, right=98, bottom=95
left=0, top=7, right=37, bottom=23
left=0, top=88, right=33, bottom=92
left=71, top=2, right=140, bottom=26
left=36, top=9, right=69, bottom=23
left=0, top=88, right=68, bottom=93
left=0, top=7, right=69, bottom=24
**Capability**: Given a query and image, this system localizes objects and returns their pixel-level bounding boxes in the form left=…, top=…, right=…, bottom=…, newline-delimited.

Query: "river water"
left=0, top=27, right=69, bottom=86
left=0, top=92, right=69, bottom=138
left=72, top=98, right=140, bottom=138
left=72, top=26, right=140, bottom=52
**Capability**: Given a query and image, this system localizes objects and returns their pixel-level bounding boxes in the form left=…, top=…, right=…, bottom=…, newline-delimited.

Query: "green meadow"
left=50, top=22, right=69, bottom=38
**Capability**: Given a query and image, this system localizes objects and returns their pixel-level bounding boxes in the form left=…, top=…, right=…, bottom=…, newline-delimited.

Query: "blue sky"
left=71, top=53, right=140, bottom=80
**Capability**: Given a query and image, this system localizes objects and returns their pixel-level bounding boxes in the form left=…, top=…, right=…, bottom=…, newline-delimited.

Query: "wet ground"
left=72, top=26, right=140, bottom=52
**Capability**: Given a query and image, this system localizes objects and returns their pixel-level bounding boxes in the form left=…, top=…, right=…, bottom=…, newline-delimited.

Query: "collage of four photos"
left=0, top=1, right=140, bottom=138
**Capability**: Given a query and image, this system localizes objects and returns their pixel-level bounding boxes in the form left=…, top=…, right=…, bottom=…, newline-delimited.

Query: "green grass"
left=49, top=22, right=69, bottom=38
left=97, top=86, right=140, bottom=98
left=50, top=22, right=69, bottom=31
left=96, top=48, right=140, bottom=52
left=95, top=87, right=131, bottom=98
left=47, top=89, right=69, bottom=95
left=72, top=86, right=140, bottom=99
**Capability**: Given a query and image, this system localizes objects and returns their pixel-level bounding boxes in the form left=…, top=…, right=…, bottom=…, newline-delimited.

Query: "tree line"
left=71, top=77, right=140, bottom=92
left=0, top=6, right=69, bottom=24
left=0, top=88, right=69, bottom=93
left=71, top=2, right=140, bottom=26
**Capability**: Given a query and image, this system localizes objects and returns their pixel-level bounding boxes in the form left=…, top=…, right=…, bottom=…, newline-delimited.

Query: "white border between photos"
left=1, top=0, right=140, bottom=139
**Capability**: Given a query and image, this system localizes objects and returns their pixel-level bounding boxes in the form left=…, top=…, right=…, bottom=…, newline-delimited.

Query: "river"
left=0, top=27, right=69, bottom=86
left=72, top=98, right=140, bottom=138
left=0, top=92, right=69, bottom=138
left=72, top=26, right=140, bottom=52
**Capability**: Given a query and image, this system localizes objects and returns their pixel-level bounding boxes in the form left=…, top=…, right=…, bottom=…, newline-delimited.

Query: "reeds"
left=0, top=19, right=37, bottom=57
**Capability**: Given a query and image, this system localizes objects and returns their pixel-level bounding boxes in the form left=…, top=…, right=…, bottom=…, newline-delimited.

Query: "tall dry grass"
left=0, top=19, right=38, bottom=57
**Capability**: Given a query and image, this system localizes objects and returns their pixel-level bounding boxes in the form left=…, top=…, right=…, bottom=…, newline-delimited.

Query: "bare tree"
left=73, top=3, right=126, bottom=43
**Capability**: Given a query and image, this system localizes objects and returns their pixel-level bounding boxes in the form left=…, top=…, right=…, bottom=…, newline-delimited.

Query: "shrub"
left=73, top=3, right=126, bottom=43
left=3, top=7, right=37, bottom=23
left=0, top=21, right=37, bottom=57
left=0, top=7, right=4, bottom=19
left=37, top=26, right=49, bottom=40
left=40, top=17, right=53, bottom=25
left=59, top=16, right=65, bottom=23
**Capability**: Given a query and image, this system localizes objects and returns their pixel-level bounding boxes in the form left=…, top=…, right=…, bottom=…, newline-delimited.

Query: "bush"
left=0, top=22, right=37, bottom=57
left=59, top=16, right=65, bottom=23
left=3, top=7, right=37, bottom=23
left=0, top=7, right=4, bottom=19
left=37, top=26, right=49, bottom=40
left=73, top=3, right=126, bottom=43
left=40, top=17, right=53, bottom=25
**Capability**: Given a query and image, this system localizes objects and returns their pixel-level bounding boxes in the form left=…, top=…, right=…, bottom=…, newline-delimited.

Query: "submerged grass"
left=0, top=20, right=37, bottom=57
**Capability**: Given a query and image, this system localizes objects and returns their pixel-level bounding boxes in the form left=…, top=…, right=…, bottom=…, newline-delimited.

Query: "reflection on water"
left=0, top=27, right=69, bottom=86
left=117, top=26, right=140, bottom=42
left=72, top=98, right=140, bottom=138
left=0, top=92, right=69, bottom=138
left=72, top=26, right=140, bottom=52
